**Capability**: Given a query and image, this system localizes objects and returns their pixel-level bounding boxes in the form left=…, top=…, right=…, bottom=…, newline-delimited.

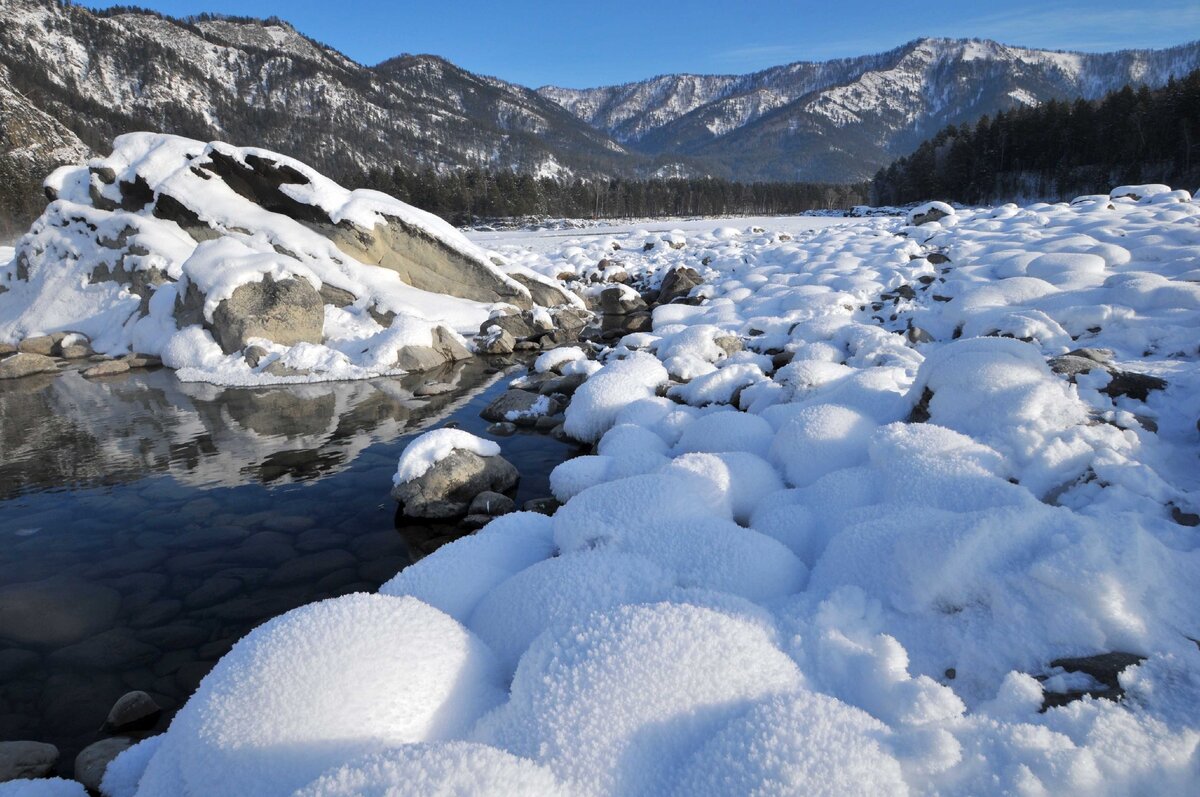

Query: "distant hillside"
left=872, top=69, right=1200, bottom=205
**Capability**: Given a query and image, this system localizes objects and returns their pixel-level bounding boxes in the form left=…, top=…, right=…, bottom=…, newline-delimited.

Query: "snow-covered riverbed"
left=80, top=191, right=1200, bottom=795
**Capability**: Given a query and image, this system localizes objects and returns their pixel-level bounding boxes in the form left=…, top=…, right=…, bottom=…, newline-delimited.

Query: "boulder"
left=0, top=352, right=58, bottom=380
left=209, top=276, right=324, bottom=354
left=509, top=272, right=576, bottom=308
left=480, top=389, right=562, bottom=425
left=430, top=326, right=472, bottom=361
left=478, top=326, right=516, bottom=355
left=599, top=286, right=647, bottom=315
left=1048, top=355, right=1102, bottom=377
left=478, top=312, right=536, bottom=341
left=103, top=690, right=162, bottom=733
left=391, top=448, right=519, bottom=518
left=16, top=335, right=56, bottom=355
left=83, top=359, right=131, bottom=378
left=394, top=346, right=448, bottom=373
left=0, top=741, right=59, bottom=781
left=714, top=334, right=743, bottom=357
left=657, top=266, right=703, bottom=304
left=467, top=491, right=516, bottom=517
left=74, top=737, right=133, bottom=792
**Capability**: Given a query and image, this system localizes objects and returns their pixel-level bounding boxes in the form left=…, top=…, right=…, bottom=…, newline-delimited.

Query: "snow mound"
left=131, top=593, right=505, bottom=796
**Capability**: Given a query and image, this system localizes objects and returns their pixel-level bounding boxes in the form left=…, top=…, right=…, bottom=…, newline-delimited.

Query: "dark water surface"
left=0, top=360, right=578, bottom=769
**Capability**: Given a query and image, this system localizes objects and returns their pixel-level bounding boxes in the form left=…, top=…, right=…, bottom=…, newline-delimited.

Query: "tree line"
left=873, top=68, right=1200, bottom=205
left=360, top=167, right=869, bottom=223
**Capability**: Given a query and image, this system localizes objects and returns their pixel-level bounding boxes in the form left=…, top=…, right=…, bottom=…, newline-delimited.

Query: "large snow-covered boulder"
left=391, top=429, right=520, bottom=518
left=0, top=133, right=563, bottom=384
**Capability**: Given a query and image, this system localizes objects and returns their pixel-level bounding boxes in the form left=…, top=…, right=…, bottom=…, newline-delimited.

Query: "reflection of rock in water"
left=0, top=360, right=504, bottom=497
left=393, top=505, right=473, bottom=561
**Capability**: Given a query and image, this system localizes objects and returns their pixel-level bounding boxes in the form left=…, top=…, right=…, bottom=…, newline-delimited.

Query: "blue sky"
left=85, top=0, right=1200, bottom=88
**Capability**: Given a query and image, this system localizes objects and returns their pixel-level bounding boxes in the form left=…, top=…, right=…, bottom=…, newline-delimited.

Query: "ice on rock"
left=292, top=743, right=575, bottom=797
left=670, top=692, right=907, bottom=797
left=474, top=602, right=803, bottom=797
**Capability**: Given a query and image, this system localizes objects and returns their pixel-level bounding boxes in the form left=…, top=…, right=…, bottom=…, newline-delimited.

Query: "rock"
left=103, top=690, right=162, bottom=733
left=1048, top=354, right=1102, bottom=377
left=537, top=372, right=587, bottom=396
left=318, top=283, right=357, bottom=308
left=48, top=629, right=158, bottom=670
left=181, top=275, right=324, bottom=355
left=460, top=514, right=493, bottom=530
left=599, top=286, right=647, bottom=315
left=262, top=359, right=312, bottom=378
left=0, top=352, right=58, bottom=379
left=910, top=204, right=951, bottom=226
left=430, top=326, right=472, bottom=361
left=478, top=326, right=516, bottom=355
left=0, top=578, right=121, bottom=646
left=0, top=649, right=39, bottom=680
left=124, top=353, right=162, bottom=369
left=0, top=342, right=15, bottom=355
left=391, top=449, right=519, bottom=518
left=926, top=252, right=951, bottom=265
left=906, top=326, right=935, bottom=344
left=1041, top=652, right=1145, bottom=710
left=551, top=306, right=591, bottom=336
left=16, top=335, right=56, bottom=355
left=414, top=381, right=455, bottom=397
left=714, top=335, right=743, bottom=357
left=74, top=737, right=133, bottom=792
left=243, top=344, right=269, bottom=368
left=508, top=272, right=576, bottom=308
left=82, top=359, right=131, bottom=378
left=478, top=312, right=535, bottom=341
left=394, top=345, right=448, bottom=372
left=522, top=497, right=560, bottom=515
left=534, top=413, right=564, bottom=432
left=657, top=266, right=703, bottom=304
left=0, top=741, right=59, bottom=781
left=1065, top=347, right=1113, bottom=364
left=514, top=341, right=540, bottom=351
left=480, top=389, right=561, bottom=424
left=55, top=334, right=93, bottom=359
left=1101, top=370, right=1167, bottom=402
left=468, top=491, right=515, bottom=517
left=486, top=421, right=517, bottom=436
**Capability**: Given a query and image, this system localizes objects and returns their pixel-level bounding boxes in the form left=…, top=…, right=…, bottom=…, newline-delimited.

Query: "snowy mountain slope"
left=0, top=0, right=631, bottom=187
left=542, top=38, right=1200, bottom=181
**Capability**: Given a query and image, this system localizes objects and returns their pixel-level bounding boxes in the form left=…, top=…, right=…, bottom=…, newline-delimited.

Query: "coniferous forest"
left=359, top=169, right=870, bottom=224
left=872, top=68, right=1200, bottom=206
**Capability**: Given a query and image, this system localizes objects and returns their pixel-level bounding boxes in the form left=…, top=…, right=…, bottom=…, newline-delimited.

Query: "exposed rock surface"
left=0, top=351, right=57, bottom=379
left=0, top=740, right=59, bottom=782
left=74, top=737, right=133, bottom=792
left=391, top=449, right=519, bottom=518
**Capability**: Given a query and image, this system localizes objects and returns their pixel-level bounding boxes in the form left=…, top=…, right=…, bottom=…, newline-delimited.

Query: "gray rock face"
left=509, top=272, right=576, bottom=307
left=468, top=490, right=516, bottom=517
left=911, top=206, right=950, bottom=226
left=0, top=740, right=59, bottom=782
left=104, top=690, right=162, bottom=733
left=431, top=326, right=472, bottom=361
left=714, top=334, right=743, bottom=357
left=16, top=335, right=57, bottom=355
left=323, top=215, right=531, bottom=309
left=479, top=312, right=536, bottom=341
left=394, top=345, right=449, bottom=373
left=480, top=389, right=562, bottom=424
left=74, top=737, right=133, bottom=792
left=599, top=286, right=647, bottom=315
left=657, top=266, right=703, bottom=303
left=1049, top=354, right=1103, bottom=377
left=478, top=326, right=516, bottom=355
left=83, top=359, right=131, bottom=378
left=208, top=276, right=325, bottom=355
left=391, top=448, right=519, bottom=518
left=0, top=352, right=57, bottom=379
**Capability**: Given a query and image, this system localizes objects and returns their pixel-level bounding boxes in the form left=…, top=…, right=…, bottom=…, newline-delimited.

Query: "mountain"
left=0, top=0, right=631, bottom=190
left=540, top=38, right=1200, bottom=181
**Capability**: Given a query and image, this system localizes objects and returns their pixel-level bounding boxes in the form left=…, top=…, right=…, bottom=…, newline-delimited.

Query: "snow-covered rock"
left=391, top=429, right=519, bottom=518
left=0, top=133, right=587, bottom=386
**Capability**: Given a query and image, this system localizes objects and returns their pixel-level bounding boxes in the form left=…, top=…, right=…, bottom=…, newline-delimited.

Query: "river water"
left=0, top=359, right=580, bottom=768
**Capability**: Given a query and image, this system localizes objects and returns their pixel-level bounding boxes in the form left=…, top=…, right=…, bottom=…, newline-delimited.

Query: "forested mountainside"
left=872, top=69, right=1200, bottom=205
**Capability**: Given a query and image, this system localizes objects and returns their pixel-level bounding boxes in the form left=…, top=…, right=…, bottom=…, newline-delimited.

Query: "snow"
left=132, top=593, right=506, bottom=797
left=0, top=780, right=87, bottom=797
left=120, top=192, right=1200, bottom=795
left=392, top=428, right=502, bottom=485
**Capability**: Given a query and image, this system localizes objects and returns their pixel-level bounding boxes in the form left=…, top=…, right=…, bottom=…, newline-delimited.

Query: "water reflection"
left=0, top=357, right=583, bottom=770
left=0, top=361, right=502, bottom=497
